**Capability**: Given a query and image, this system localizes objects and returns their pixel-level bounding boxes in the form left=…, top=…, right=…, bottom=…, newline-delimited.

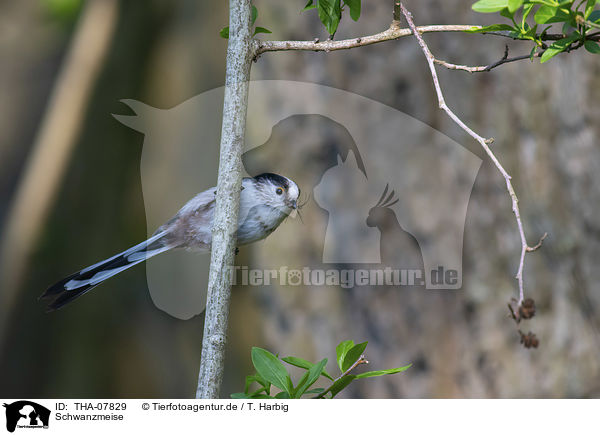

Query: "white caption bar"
left=1, top=399, right=596, bottom=434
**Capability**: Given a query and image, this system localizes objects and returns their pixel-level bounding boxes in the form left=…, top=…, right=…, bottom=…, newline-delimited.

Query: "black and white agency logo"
left=3, top=401, right=50, bottom=433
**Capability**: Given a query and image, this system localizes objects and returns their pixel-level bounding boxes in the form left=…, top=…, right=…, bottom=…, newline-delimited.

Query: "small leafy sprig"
left=220, top=3, right=272, bottom=39
left=470, top=0, right=600, bottom=62
left=302, top=0, right=362, bottom=39
left=231, top=340, right=411, bottom=399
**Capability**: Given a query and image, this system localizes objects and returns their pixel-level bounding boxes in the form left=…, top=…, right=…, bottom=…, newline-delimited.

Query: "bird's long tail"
left=40, top=231, right=172, bottom=312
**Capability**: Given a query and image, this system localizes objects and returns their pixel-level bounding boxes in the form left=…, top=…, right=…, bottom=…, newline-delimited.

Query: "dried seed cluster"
left=508, top=298, right=540, bottom=349
left=519, top=331, right=539, bottom=349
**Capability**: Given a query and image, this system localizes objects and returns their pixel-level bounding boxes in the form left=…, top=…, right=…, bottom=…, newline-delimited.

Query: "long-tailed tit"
left=40, top=173, right=300, bottom=311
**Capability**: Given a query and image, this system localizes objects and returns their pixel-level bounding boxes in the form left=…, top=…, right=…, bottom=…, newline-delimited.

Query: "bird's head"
left=252, top=173, right=300, bottom=213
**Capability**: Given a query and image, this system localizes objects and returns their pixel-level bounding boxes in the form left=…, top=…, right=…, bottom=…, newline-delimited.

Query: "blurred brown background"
left=1, top=0, right=599, bottom=398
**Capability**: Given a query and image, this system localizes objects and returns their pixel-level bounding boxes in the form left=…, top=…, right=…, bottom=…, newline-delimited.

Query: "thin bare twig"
left=315, top=355, right=369, bottom=399
left=399, top=3, right=544, bottom=305
left=527, top=232, right=548, bottom=252
left=393, top=1, right=402, bottom=22
left=434, top=45, right=543, bottom=73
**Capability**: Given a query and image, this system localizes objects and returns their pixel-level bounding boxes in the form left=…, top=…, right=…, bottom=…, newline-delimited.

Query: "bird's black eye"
left=276, top=187, right=284, bottom=195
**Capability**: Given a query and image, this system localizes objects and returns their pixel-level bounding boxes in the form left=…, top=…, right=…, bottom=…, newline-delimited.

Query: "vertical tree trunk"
left=195, top=0, right=253, bottom=399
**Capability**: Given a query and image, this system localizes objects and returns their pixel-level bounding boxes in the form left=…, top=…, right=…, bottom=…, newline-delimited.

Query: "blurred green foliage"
left=303, top=0, right=362, bottom=38
left=470, top=0, right=600, bottom=62
left=232, top=341, right=411, bottom=399
left=41, top=0, right=83, bottom=25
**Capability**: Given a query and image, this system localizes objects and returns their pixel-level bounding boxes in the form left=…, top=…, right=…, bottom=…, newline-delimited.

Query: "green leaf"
left=499, top=7, right=516, bottom=19
left=534, top=5, right=570, bottom=24
left=472, top=0, right=509, bottom=13
left=341, top=341, right=368, bottom=372
left=303, top=388, right=325, bottom=395
left=463, top=23, right=516, bottom=33
left=303, top=0, right=316, bottom=11
left=521, top=3, right=535, bottom=27
left=231, top=392, right=250, bottom=399
left=220, top=26, right=229, bottom=39
left=251, top=5, right=258, bottom=26
left=253, top=26, right=272, bottom=36
left=533, top=5, right=555, bottom=24
left=329, top=375, right=356, bottom=398
left=282, top=356, right=334, bottom=380
left=562, top=20, right=574, bottom=33
left=508, top=0, right=524, bottom=13
left=292, top=371, right=311, bottom=398
left=251, top=347, right=293, bottom=394
left=584, top=0, right=597, bottom=19
left=42, top=0, right=82, bottom=21
left=317, top=0, right=342, bottom=36
left=529, top=44, right=538, bottom=60
left=522, top=22, right=539, bottom=38
left=540, top=33, right=580, bottom=63
left=249, top=387, right=270, bottom=397
left=275, top=392, right=290, bottom=399
left=294, top=358, right=328, bottom=398
left=335, top=340, right=354, bottom=372
left=344, top=0, right=361, bottom=21
left=244, top=374, right=269, bottom=394
left=354, top=364, right=413, bottom=379
left=584, top=40, right=600, bottom=53
left=589, top=10, right=600, bottom=22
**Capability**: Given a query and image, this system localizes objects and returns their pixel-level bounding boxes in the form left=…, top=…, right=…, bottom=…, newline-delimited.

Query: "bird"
left=40, top=173, right=300, bottom=312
